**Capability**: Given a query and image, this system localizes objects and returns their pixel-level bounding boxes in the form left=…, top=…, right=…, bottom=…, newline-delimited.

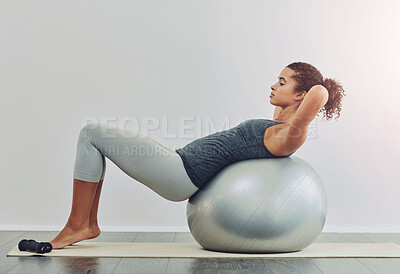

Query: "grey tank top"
left=175, top=119, right=295, bottom=189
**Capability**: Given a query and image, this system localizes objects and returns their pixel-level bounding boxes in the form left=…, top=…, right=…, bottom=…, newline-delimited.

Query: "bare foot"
left=49, top=225, right=99, bottom=249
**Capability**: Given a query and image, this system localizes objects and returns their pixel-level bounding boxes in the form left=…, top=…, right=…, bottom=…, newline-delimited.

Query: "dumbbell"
left=18, top=239, right=53, bottom=254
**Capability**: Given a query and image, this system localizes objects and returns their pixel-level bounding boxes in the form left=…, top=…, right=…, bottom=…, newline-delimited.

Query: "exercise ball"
left=186, top=156, right=327, bottom=253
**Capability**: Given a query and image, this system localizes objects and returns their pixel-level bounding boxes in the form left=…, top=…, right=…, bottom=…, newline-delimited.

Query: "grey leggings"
left=73, top=123, right=199, bottom=202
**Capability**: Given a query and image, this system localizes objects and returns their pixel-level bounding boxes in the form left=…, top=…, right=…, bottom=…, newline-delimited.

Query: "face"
left=269, top=67, right=306, bottom=108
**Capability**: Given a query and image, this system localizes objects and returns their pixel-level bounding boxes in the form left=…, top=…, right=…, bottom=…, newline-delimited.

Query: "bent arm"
left=285, top=85, right=329, bottom=150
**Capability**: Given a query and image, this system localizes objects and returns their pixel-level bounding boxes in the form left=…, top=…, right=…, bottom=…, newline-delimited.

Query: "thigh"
left=87, top=123, right=199, bottom=201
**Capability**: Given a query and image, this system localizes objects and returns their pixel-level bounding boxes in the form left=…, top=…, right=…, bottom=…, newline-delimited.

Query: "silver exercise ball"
left=186, top=156, right=328, bottom=253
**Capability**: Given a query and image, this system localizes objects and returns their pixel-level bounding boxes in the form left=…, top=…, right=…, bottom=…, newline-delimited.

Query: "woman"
left=48, top=61, right=345, bottom=249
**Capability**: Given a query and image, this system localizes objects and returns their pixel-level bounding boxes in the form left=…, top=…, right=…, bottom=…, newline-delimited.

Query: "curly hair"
left=286, top=62, right=346, bottom=120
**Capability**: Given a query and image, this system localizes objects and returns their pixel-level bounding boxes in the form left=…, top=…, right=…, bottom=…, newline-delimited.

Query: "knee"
left=78, top=122, right=107, bottom=139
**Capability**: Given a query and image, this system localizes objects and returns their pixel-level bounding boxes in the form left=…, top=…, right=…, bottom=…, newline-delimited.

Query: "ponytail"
left=321, top=78, right=346, bottom=120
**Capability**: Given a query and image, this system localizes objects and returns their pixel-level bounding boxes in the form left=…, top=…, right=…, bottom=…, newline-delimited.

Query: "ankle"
left=66, top=219, right=90, bottom=231
left=89, top=219, right=99, bottom=227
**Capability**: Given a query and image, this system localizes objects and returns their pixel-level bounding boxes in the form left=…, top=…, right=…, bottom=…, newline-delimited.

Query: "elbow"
left=320, top=86, right=329, bottom=106
left=309, top=85, right=329, bottom=107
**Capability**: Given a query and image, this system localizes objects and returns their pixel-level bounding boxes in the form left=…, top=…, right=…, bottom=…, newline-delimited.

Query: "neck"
left=274, top=105, right=299, bottom=125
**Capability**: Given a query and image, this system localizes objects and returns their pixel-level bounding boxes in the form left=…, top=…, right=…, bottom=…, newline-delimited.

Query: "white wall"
left=1, top=0, right=399, bottom=233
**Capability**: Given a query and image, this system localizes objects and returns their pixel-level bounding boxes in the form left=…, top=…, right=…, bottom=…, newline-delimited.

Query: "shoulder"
left=263, top=123, right=301, bottom=156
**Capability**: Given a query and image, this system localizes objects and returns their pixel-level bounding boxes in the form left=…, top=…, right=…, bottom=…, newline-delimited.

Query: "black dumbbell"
left=18, top=239, right=53, bottom=254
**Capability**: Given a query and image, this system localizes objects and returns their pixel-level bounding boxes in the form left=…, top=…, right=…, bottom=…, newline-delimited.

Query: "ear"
left=294, top=91, right=307, bottom=101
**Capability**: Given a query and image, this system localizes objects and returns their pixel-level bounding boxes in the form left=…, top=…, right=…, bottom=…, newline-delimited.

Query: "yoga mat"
left=7, top=242, right=400, bottom=258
